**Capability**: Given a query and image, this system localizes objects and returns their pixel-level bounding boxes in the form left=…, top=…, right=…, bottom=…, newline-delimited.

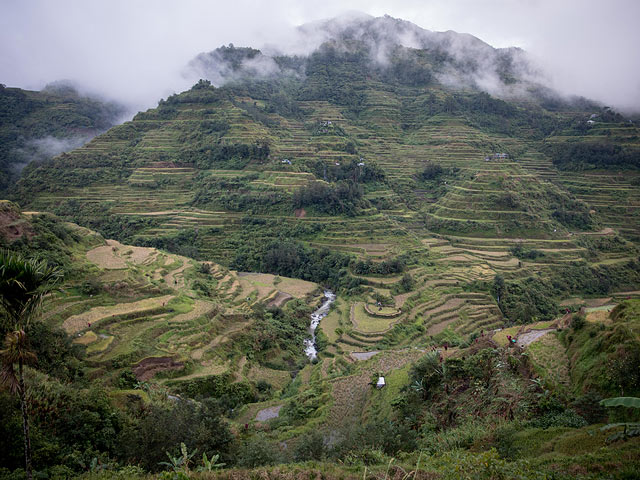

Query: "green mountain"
left=3, top=14, right=640, bottom=480
left=0, top=82, right=125, bottom=192
left=14, top=16, right=640, bottom=325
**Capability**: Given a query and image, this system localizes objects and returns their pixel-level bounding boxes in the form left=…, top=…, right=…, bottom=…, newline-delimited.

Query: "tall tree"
left=0, top=250, right=62, bottom=480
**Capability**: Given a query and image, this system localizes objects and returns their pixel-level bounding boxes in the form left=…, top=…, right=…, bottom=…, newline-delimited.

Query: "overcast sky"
left=1, top=0, right=639, bottom=113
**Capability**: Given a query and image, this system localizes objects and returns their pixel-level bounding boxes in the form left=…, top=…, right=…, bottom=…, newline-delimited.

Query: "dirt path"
left=255, top=405, right=283, bottom=421
left=164, top=260, right=190, bottom=289
left=351, top=351, right=380, bottom=361
left=517, top=328, right=555, bottom=347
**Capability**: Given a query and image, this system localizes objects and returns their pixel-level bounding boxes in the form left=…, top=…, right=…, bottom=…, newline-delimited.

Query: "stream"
left=304, top=290, right=336, bottom=361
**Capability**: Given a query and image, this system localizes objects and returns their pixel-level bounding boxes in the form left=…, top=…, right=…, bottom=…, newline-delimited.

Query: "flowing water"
left=304, top=290, right=336, bottom=360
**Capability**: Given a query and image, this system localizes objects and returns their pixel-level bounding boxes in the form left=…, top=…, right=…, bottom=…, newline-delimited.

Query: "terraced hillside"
left=0, top=201, right=325, bottom=394
left=3, top=15, right=640, bottom=478
left=11, top=18, right=640, bottom=359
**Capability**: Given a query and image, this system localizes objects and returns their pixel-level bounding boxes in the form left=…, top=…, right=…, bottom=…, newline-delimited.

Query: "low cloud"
left=188, top=13, right=550, bottom=105
left=1, top=0, right=638, bottom=113
left=12, top=135, right=93, bottom=173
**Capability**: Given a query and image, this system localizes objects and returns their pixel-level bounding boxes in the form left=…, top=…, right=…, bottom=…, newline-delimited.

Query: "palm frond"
left=0, top=249, right=63, bottom=330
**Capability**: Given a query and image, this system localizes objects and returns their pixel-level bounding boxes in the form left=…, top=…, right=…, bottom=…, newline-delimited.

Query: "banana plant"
left=196, top=452, right=225, bottom=472
left=159, top=443, right=197, bottom=474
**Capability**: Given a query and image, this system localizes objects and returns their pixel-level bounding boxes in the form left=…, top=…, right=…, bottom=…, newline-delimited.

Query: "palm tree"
left=0, top=250, right=62, bottom=480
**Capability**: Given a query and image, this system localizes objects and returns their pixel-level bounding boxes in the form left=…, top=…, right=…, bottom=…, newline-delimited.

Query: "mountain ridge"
left=188, top=14, right=555, bottom=105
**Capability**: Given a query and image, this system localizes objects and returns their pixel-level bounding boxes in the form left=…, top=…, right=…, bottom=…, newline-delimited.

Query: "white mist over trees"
left=1, top=0, right=639, bottom=113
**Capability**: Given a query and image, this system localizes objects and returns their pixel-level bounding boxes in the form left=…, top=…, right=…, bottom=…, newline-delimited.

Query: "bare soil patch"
left=87, top=239, right=157, bottom=269
left=133, top=356, right=184, bottom=381
left=86, top=244, right=127, bottom=269
left=255, top=405, right=284, bottom=422
left=427, top=317, right=459, bottom=335
left=267, top=291, right=293, bottom=308
left=394, top=293, right=411, bottom=308
left=0, top=209, right=34, bottom=243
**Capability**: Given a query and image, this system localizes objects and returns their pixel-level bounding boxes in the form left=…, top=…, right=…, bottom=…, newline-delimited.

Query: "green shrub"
left=529, top=409, right=587, bottom=429
left=294, top=431, right=326, bottom=461
left=236, top=434, right=282, bottom=468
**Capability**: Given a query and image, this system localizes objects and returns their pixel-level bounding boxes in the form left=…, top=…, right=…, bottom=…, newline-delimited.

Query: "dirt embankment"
left=133, top=356, right=184, bottom=381
left=267, top=291, right=293, bottom=308
left=0, top=201, right=34, bottom=243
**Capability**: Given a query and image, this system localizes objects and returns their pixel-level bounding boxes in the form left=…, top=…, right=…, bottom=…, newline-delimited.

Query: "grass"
left=527, top=333, right=570, bottom=388
left=62, top=294, right=175, bottom=334
left=493, top=326, right=520, bottom=346
left=362, top=364, right=410, bottom=421
left=586, top=309, right=614, bottom=324
left=73, top=330, right=97, bottom=345
left=86, top=334, right=114, bottom=354
left=6, top=50, right=640, bottom=480
left=319, top=307, right=342, bottom=343
left=351, top=303, right=401, bottom=333
left=526, top=320, right=557, bottom=330
left=245, top=365, right=292, bottom=391
left=238, top=273, right=317, bottom=300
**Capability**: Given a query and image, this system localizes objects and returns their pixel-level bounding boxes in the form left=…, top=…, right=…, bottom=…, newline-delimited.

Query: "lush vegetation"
left=3, top=14, right=640, bottom=479
left=546, top=142, right=640, bottom=171
left=0, top=83, right=124, bottom=192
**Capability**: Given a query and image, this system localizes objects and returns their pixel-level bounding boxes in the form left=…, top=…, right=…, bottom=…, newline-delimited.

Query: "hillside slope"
left=0, top=82, right=125, bottom=192
left=3, top=14, right=640, bottom=475
left=13, top=32, right=640, bottom=342
left=2, top=200, right=640, bottom=479
left=0, top=200, right=322, bottom=388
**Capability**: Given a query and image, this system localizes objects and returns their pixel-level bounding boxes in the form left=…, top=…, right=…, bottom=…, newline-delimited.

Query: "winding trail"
left=517, top=328, right=556, bottom=347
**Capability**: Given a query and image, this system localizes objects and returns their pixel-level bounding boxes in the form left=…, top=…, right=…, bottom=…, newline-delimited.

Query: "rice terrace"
left=1, top=4, right=640, bottom=480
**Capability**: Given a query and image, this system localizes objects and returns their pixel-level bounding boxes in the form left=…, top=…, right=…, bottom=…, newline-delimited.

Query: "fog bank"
left=1, top=0, right=638, bottom=113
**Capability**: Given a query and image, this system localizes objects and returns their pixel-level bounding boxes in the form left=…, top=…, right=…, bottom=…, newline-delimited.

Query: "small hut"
left=376, top=376, right=386, bottom=389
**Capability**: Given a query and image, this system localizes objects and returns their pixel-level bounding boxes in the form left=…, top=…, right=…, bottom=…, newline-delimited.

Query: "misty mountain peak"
left=186, top=13, right=543, bottom=100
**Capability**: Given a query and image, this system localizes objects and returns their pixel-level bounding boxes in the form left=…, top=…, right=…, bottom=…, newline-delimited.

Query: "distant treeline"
left=545, top=142, right=640, bottom=170
left=232, top=240, right=361, bottom=292
left=492, top=258, right=640, bottom=323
